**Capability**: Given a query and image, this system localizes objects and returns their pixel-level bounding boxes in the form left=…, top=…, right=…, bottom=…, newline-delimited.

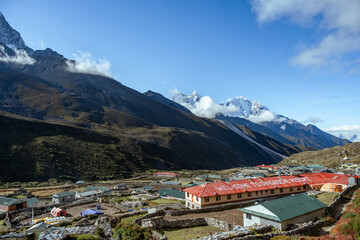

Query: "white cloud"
left=248, top=110, right=277, bottom=123
left=182, top=95, right=238, bottom=118
left=0, top=45, right=35, bottom=65
left=250, top=0, right=360, bottom=70
left=302, top=116, right=324, bottom=124
left=66, top=51, right=112, bottom=78
left=323, top=125, right=360, bottom=142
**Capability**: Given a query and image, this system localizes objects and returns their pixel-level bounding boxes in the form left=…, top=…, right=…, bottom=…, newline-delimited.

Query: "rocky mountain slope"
left=0, top=12, right=290, bottom=181
left=279, top=142, right=360, bottom=167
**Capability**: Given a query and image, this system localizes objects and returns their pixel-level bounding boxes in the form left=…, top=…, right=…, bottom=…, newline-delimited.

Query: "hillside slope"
left=279, top=142, right=360, bottom=167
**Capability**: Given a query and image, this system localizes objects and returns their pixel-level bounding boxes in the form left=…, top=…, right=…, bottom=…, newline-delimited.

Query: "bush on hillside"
left=352, top=214, right=360, bottom=237
left=113, top=222, right=153, bottom=240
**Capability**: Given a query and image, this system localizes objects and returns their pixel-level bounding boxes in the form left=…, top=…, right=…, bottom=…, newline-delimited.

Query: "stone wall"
left=141, top=216, right=230, bottom=231
left=169, top=196, right=279, bottom=216
left=326, top=184, right=359, bottom=219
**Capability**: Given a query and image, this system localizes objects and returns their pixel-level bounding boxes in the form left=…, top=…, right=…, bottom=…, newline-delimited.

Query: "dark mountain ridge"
left=0, top=13, right=294, bottom=181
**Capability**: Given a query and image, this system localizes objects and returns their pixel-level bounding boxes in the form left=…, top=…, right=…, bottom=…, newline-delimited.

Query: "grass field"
left=315, top=192, right=340, bottom=205
left=120, top=213, right=147, bottom=224
left=148, top=198, right=184, bottom=207
left=164, top=225, right=222, bottom=240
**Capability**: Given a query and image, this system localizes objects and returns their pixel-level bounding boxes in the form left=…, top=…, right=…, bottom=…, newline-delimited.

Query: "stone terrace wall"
left=168, top=196, right=280, bottom=216
left=326, top=184, right=359, bottom=219
left=141, top=216, right=230, bottom=231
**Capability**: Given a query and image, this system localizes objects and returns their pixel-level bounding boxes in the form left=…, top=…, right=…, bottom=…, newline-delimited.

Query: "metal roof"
left=299, top=172, right=357, bottom=185
left=158, top=188, right=185, bottom=199
left=0, top=196, right=26, bottom=206
left=240, top=193, right=327, bottom=221
left=184, top=175, right=311, bottom=197
left=53, top=191, right=76, bottom=198
left=84, top=186, right=109, bottom=192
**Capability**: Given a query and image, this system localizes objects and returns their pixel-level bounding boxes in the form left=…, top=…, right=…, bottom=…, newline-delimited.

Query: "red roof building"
left=182, top=173, right=359, bottom=209
left=298, top=173, right=359, bottom=191
left=50, top=208, right=67, bottom=217
left=183, top=175, right=310, bottom=209
left=153, top=172, right=178, bottom=177
left=254, top=164, right=279, bottom=170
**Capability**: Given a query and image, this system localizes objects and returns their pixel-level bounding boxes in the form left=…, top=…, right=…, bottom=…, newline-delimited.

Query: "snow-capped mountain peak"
left=171, top=90, right=274, bottom=121
left=224, top=96, right=269, bottom=117
left=0, top=12, right=32, bottom=53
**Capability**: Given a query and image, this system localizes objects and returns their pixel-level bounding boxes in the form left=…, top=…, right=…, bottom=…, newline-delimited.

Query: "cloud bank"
left=250, top=0, right=360, bottom=71
left=183, top=96, right=238, bottom=118
left=66, top=51, right=112, bottom=78
left=170, top=88, right=277, bottom=122
left=0, top=45, right=35, bottom=65
left=323, top=125, right=360, bottom=142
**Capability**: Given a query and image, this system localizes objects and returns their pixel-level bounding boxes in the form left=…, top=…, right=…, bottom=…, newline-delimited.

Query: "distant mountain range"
left=0, top=12, right=296, bottom=182
left=170, top=91, right=350, bottom=149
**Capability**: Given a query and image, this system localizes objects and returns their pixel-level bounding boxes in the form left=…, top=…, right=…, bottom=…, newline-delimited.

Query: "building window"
left=303, top=185, right=306, bottom=190
left=246, top=214, right=252, bottom=219
left=280, top=188, right=283, bottom=193
left=187, top=193, right=190, bottom=197
left=187, top=202, right=190, bottom=207
left=265, top=190, right=268, bottom=194
left=248, top=192, right=252, bottom=197
left=297, top=186, right=301, bottom=190
left=205, top=197, right=209, bottom=202
left=255, top=191, right=258, bottom=196
left=260, top=190, right=263, bottom=195
left=192, top=204, right=194, bottom=209
left=237, top=193, right=242, bottom=198
left=196, top=196, right=199, bottom=201
left=271, top=189, right=275, bottom=194
left=216, top=195, right=221, bottom=201
left=289, top=187, right=293, bottom=192
left=227, top=194, right=231, bottom=200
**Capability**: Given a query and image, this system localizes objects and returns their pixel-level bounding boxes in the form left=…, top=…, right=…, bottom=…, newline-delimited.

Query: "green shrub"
left=76, top=234, right=99, bottom=240
left=53, top=221, right=72, bottom=227
left=344, top=212, right=356, bottom=219
left=94, top=227, right=104, bottom=238
left=113, top=222, right=153, bottom=240
left=353, top=215, right=360, bottom=236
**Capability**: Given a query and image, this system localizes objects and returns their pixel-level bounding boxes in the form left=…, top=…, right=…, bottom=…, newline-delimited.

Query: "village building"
left=52, top=191, right=76, bottom=204
left=157, top=188, right=185, bottom=200
left=299, top=172, right=359, bottom=191
left=51, top=207, right=67, bottom=217
left=75, top=190, right=102, bottom=199
left=153, top=172, right=178, bottom=178
left=183, top=175, right=311, bottom=209
left=240, top=193, right=327, bottom=230
left=254, top=164, right=279, bottom=171
left=0, top=197, right=27, bottom=212
left=25, top=197, right=40, bottom=208
left=196, top=174, right=222, bottom=182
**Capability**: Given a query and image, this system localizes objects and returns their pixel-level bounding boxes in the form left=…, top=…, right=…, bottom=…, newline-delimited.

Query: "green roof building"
left=157, top=188, right=185, bottom=199
left=240, top=193, right=327, bottom=230
left=0, top=197, right=27, bottom=212
left=52, top=191, right=76, bottom=204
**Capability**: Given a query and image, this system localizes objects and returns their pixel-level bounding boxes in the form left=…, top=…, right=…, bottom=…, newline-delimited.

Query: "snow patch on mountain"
left=323, top=125, right=360, bottom=142
left=170, top=88, right=277, bottom=122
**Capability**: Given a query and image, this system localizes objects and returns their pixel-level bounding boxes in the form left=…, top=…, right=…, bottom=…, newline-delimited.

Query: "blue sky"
left=0, top=0, right=359, bottom=130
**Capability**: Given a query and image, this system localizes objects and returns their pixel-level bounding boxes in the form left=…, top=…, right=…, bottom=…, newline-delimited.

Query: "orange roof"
left=299, top=173, right=356, bottom=186
left=254, top=164, right=279, bottom=170
left=183, top=175, right=310, bottom=197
